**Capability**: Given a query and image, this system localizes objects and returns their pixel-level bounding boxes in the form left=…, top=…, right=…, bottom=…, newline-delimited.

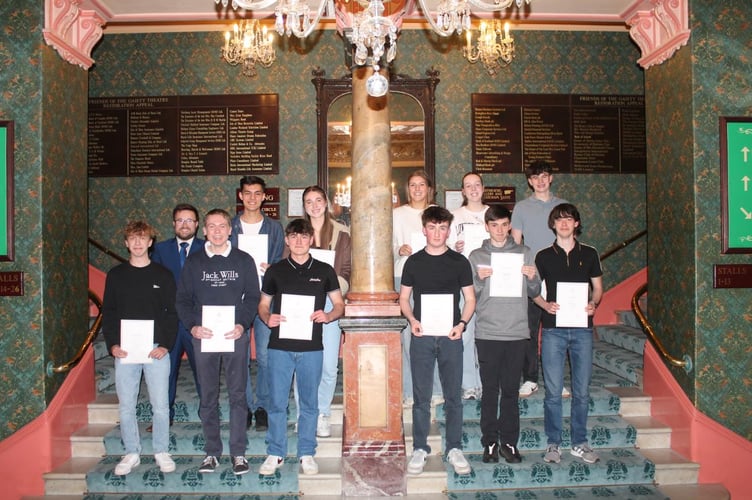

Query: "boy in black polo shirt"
left=256, top=218, right=345, bottom=476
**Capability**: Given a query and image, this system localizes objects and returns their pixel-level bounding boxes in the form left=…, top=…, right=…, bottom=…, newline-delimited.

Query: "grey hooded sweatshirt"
left=468, top=237, right=541, bottom=341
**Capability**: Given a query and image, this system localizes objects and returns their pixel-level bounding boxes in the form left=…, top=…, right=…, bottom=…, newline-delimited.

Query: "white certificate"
left=555, top=282, right=589, bottom=328
left=120, top=319, right=154, bottom=364
left=238, top=233, right=268, bottom=274
left=419, top=294, right=454, bottom=336
left=201, top=305, right=236, bottom=352
left=279, top=294, right=316, bottom=341
left=489, top=253, right=524, bottom=298
left=461, top=224, right=488, bottom=257
left=410, top=231, right=426, bottom=254
left=310, top=248, right=335, bottom=267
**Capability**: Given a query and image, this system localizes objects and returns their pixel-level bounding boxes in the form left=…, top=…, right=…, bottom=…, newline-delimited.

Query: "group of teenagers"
left=102, top=161, right=603, bottom=479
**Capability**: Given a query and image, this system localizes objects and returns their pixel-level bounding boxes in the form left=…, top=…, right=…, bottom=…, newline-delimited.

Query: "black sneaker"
left=499, top=443, right=522, bottom=464
left=199, top=455, right=219, bottom=473
left=254, top=408, right=268, bottom=432
left=482, top=442, right=499, bottom=463
left=232, top=456, right=249, bottom=475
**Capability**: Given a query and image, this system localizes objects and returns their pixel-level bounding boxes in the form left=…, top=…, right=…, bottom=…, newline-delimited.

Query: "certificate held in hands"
left=555, top=282, right=589, bottom=328
left=419, top=294, right=453, bottom=336
left=201, top=305, right=236, bottom=352
left=120, top=319, right=154, bottom=364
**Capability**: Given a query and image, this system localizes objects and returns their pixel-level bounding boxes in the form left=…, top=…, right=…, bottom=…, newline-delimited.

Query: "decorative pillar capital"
left=625, top=0, right=690, bottom=70
left=43, top=0, right=106, bottom=70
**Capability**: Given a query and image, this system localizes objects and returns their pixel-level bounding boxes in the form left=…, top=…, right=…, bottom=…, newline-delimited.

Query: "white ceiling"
left=84, top=0, right=648, bottom=33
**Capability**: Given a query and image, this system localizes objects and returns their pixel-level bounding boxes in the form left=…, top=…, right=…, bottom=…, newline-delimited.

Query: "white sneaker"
left=316, top=414, right=331, bottom=438
left=259, top=455, right=284, bottom=475
left=519, top=381, right=539, bottom=397
left=300, top=455, right=319, bottom=475
left=403, top=396, right=414, bottom=406
left=407, top=449, right=428, bottom=474
left=447, top=448, right=471, bottom=475
left=114, top=453, right=140, bottom=475
left=154, top=452, right=175, bottom=473
left=462, top=387, right=480, bottom=400
left=562, top=386, right=571, bottom=398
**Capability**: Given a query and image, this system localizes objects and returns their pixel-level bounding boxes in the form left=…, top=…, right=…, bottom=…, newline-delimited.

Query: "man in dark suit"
left=151, top=203, right=204, bottom=425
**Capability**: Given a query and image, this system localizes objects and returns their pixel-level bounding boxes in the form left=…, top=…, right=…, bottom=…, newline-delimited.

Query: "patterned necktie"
left=179, top=242, right=188, bottom=268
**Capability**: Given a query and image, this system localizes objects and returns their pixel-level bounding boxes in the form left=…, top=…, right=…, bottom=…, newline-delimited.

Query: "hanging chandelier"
left=216, top=0, right=530, bottom=87
left=463, top=20, right=515, bottom=76
left=220, top=19, right=276, bottom=77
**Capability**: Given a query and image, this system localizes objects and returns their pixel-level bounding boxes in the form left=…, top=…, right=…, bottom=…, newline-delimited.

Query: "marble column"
left=341, top=65, right=408, bottom=496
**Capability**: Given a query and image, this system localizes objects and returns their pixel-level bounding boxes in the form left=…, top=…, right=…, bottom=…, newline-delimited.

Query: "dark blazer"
left=152, top=237, right=205, bottom=283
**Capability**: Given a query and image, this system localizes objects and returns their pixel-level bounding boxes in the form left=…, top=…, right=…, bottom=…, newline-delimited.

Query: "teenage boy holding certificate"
left=176, top=209, right=259, bottom=475
left=399, top=206, right=476, bottom=476
left=256, top=218, right=344, bottom=477
left=532, top=203, right=603, bottom=465
left=467, top=205, right=540, bottom=464
left=102, top=221, right=178, bottom=476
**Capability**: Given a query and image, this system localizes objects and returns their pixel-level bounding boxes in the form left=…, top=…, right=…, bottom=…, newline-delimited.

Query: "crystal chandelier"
left=220, top=19, right=276, bottom=77
left=216, top=0, right=531, bottom=87
left=463, top=20, right=514, bottom=76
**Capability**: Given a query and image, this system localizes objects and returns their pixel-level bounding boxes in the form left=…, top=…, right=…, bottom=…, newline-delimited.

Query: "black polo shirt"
left=535, top=240, right=602, bottom=329
left=261, top=255, right=339, bottom=352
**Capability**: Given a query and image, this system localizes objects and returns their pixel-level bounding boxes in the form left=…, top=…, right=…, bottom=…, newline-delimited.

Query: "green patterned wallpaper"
left=0, top=1, right=89, bottom=440
left=88, top=29, right=646, bottom=296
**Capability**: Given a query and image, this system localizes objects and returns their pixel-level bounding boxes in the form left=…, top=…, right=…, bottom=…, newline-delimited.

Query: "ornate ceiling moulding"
left=624, top=0, right=690, bottom=70
left=43, top=0, right=107, bottom=70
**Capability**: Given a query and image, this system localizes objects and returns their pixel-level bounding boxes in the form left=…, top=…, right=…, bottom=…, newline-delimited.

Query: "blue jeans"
left=294, top=296, right=340, bottom=417
left=460, top=296, right=480, bottom=391
left=541, top=327, right=593, bottom=447
left=246, top=315, right=271, bottom=412
left=194, top=334, right=249, bottom=457
left=115, top=350, right=171, bottom=455
left=410, top=335, right=463, bottom=453
left=168, top=322, right=200, bottom=420
left=267, top=349, right=322, bottom=458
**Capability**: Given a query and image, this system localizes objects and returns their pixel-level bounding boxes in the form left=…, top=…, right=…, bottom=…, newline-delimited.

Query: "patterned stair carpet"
left=86, top=321, right=660, bottom=498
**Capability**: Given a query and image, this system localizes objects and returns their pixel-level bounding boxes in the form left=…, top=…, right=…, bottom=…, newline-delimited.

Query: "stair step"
left=616, top=309, right=643, bottom=329
left=71, top=424, right=114, bottom=457
left=640, top=448, right=700, bottom=485
left=608, top=386, right=651, bottom=416
left=445, top=447, right=655, bottom=492
left=406, top=454, right=446, bottom=495
left=298, top=457, right=342, bottom=495
left=657, top=482, right=731, bottom=500
left=88, top=394, right=119, bottom=424
left=448, top=484, right=669, bottom=499
left=596, top=324, right=646, bottom=355
left=43, top=457, right=101, bottom=495
left=622, top=415, right=671, bottom=449
left=593, top=339, right=644, bottom=385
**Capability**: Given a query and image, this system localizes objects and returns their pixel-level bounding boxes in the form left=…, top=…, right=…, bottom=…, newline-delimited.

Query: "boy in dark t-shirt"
left=399, top=206, right=476, bottom=476
left=256, top=218, right=345, bottom=477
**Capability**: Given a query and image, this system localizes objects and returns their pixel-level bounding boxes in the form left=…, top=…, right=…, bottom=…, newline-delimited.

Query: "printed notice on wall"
left=88, top=94, right=279, bottom=177
left=471, top=94, right=645, bottom=174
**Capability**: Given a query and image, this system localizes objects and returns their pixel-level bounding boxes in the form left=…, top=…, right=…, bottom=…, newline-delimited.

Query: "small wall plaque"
left=713, top=264, right=752, bottom=289
left=0, top=271, right=23, bottom=296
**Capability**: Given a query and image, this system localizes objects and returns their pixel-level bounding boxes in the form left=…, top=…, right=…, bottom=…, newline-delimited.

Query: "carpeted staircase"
left=38, top=309, right=729, bottom=499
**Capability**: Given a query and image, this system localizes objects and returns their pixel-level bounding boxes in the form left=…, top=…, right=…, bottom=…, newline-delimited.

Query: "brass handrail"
left=47, top=290, right=104, bottom=376
left=88, top=237, right=127, bottom=263
left=631, top=283, right=693, bottom=373
left=600, top=229, right=647, bottom=261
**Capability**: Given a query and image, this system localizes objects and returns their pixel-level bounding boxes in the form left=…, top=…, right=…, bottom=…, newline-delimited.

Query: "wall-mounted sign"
left=88, top=94, right=279, bottom=177
left=720, top=117, right=752, bottom=254
left=0, top=272, right=23, bottom=296
left=471, top=94, right=646, bottom=174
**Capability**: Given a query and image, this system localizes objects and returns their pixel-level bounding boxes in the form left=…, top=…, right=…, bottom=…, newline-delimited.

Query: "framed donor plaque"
left=0, top=121, right=14, bottom=261
left=720, top=117, right=752, bottom=253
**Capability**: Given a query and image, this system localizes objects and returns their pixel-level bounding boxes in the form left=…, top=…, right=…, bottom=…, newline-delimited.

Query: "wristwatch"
left=458, top=319, right=468, bottom=332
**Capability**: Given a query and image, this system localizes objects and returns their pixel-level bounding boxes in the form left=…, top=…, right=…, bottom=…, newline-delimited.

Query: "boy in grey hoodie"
left=468, top=205, right=541, bottom=464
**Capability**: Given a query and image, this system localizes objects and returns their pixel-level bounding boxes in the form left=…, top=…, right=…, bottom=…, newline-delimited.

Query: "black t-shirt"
left=261, top=256, right=339, bottom=352
left=535, top=240, right=603, bottom=329
left=401, top=248, right=473, bottom=325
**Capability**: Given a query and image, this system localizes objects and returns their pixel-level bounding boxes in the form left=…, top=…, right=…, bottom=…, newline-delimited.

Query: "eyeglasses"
left=174, top=218, right=197, bottom=224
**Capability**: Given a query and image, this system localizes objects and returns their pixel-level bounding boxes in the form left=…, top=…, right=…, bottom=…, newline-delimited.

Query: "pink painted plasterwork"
left=625, top=0, right=690, bottom=69
left=43, top=0, right=106, bottom=70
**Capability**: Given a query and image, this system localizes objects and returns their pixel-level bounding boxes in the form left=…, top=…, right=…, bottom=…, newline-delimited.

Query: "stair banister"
left=631, top=282, right=693, bottom=373
left=600, top=229, right=647, bottom=261
left=46, top=289, right=104, bottom=376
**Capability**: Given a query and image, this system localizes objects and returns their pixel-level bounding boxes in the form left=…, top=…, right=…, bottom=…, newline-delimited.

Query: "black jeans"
left=522, top=299, right=543, bottom=383
left=476, top=338, right=527, bottom=446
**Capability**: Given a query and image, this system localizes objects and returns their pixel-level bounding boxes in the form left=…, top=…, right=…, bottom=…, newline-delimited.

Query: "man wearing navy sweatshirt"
left=176, top=208, right=260, bottom=476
